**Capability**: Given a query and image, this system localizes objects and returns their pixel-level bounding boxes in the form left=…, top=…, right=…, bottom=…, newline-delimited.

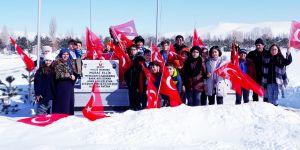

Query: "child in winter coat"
left=183, top=46, right=206, bottom=106
left=262, top=44, right=292, bottom=106
left=235, top=48, right=256, bottom=104
left=205, top=46, right=227, bottom=105
left=34, top=53, right=56, bottom=115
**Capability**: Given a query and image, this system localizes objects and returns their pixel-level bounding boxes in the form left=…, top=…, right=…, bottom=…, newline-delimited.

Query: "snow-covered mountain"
left=161, top=21, right=291, bottom=40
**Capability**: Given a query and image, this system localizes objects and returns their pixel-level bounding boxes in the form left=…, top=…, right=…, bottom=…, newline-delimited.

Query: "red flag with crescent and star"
left=86, top=27, right=105, bottom=60
left=17, top=114, right=69, bottom=127
left=158, top=66, right=182, bottom=107
left=110, top=20, right=138, bottom=37
left=82, top=81, right=109, bottom=121
left=10, top=37, right=35, bottom=72
left=193, top=28, right=205, bottom=48
left=140, top=63, right=160, bottom=108
left=214, top=62, right=265, bottom=96
left=289, top=20, right=300, bottom=50
left=151, top=42, right=164, bottom=67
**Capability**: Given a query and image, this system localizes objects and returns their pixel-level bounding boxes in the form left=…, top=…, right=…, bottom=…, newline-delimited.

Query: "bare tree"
left=0, top=26, right=9, bottom=45
left=49, top=17, right=58, bottom=49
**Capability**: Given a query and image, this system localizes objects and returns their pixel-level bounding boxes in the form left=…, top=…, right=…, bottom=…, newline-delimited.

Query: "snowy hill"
left=162, top=21, right=290, bottom=39
left=0, top=103, right=299, bottom=149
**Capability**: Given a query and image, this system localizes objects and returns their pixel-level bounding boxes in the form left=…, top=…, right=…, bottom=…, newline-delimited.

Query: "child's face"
left=130, top=47, right=138, bottom=56
left=192, top=50, right=200, bottom=58
left=239, top=53, right=247, bottom=59
left=162, top=43, right=170, bottom=51
left=211, top=49, right=219, bottom=58
left=150, top=65, right=160, bottom=74
left=167, top=66, right=175, bottom=75
left=270, top=46, right=279, bottom=56
left=45, top=60, right=53, bottom=66
left=144, top=53, right=151, bottom=61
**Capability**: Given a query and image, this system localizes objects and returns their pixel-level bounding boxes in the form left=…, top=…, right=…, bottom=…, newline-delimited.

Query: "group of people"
left=123, top=36, right=292, bottom=110
left=34, top=40, right=83, bottom=115
left=34, top=35, right=292, bottom=115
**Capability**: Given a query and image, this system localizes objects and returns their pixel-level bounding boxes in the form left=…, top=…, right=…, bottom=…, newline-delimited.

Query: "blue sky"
left=1, top=0, right=300, bottom=37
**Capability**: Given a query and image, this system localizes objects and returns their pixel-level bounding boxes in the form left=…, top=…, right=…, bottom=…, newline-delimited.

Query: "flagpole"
left=37, top=0, right=41, bottom=69
left=155, top=0, right=159, bottom=44
left=90, top=0, right=92, bottom=31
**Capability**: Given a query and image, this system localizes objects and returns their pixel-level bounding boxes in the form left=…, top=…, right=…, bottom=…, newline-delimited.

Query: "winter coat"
left=183, top=56, right=206, bottom=92
left=34, top=65, right=56, bottom=105
left=174, top=43, right=187, bottom=54
left=262, top=53, right=292, bottom=87
left=205, top=57, right=227, bottom=97
left=171, top=69, right=183, bottom=93
left=52, top=58, right=80, bottom=115
left=246, top=49, right=268, bottom=82
left=160, top=50, right=169, bottom=62
left=239, top=58, right=256, bottom=79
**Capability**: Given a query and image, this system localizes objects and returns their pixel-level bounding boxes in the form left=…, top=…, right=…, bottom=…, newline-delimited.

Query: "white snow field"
left=0, top=49, right=300, bottom=149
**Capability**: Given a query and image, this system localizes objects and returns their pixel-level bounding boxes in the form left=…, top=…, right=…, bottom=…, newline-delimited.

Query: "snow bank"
left=0, top=103, right=299, bottom=149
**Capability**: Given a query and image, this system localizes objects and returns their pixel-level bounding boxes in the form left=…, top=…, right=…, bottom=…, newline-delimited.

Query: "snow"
left=162, top=21, right=290, bottom=39
left=0, top=103, right=300, bottom=149
left=0, top=48, right=300, bottom=149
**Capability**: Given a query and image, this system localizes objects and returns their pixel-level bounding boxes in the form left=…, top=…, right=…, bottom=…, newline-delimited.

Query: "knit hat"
left=190, top=46, right=201, bottom=54
left=255, top=38, right=265, bottom=45
left=44, top=53, right=55, bottom=61
left=42, top=46, right=52, bottom=52
left=238, top=48, right=247, bottom=54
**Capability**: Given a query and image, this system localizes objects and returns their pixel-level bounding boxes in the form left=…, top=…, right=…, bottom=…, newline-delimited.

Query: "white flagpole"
left=90, top=0, right=92, bottom=31
left=37, top=0, right=41, bottom=69
left=155, top=0, right=159, bottom=45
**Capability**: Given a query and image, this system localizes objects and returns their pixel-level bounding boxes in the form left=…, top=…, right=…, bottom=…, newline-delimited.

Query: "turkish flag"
left=86, top=28, right=105, bottom=60
left=289, top=20, right=300, bottom=50
left=214, top=62, right=265, bottom=96
left=10, top=37, right=35, bottom=72
left=110, top=20, right=138, bottom=37
left=114, top=29, right=134, bottom=49
left=151, top=42, right=164, bottom=67
left=159, top=66, right=182, bottom=107
left=193, top=28, right=205, bottom=48
left=17, top=114, right=69, bottom=127
left=140, top=63, right=160, bottom=108
left=168, top=51, right=185, bottom=63
left=82, top=81, right=109, bottom=121
left=230, top=42, right=241, bottom=95
left=111, top=44, right=132, bottom=82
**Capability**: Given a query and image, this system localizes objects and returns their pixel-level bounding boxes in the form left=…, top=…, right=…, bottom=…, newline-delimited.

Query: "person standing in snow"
left=173, top=35, right=187, bottom=54
left=34, top=53, right=56, bottom=115
left=183, top=46, right=206, bottom=106
left=52, top=48, right=81, bottom=115
left=205, top=46, right=227, bottom=105
left=246, top=38, right=269, bottom=102
left=262, top=44, right=292, bottom=106
left=200, top=47, right=209, bottom=105
left=235, top=48, right=256, bottom=104
left=124, top=45, right=146, bottom=110
left=133, top=36, right=149, bottom=56
left=160, top=40, right=171, bottom=63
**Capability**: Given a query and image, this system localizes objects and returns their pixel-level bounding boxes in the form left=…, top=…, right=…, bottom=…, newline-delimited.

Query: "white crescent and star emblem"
left=294, top=29, right=300, bottom=42
left=221, top=67, right=242, bottom=81
left=122, top=56, right=126, bottom=67
left=166, top=76, right=176, bottom=91
left=31, top=115, right=51, bottom=124
left=86, top=106, right=92, bottom=112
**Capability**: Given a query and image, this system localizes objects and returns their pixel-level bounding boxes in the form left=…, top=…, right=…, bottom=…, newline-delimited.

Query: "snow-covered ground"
left=0, top=49, right=300, bottom=149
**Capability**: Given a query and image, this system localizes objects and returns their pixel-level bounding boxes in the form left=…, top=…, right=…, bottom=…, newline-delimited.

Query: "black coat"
left=246, top=49, right=268, bottom=83
left=34, top=66, right=56, bottom=105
